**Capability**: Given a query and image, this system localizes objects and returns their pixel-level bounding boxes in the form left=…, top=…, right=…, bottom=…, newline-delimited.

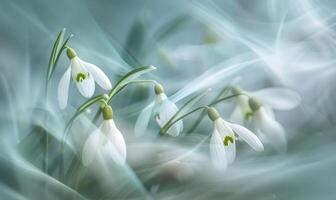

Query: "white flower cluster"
left=57, top=47, right=300, bottom=171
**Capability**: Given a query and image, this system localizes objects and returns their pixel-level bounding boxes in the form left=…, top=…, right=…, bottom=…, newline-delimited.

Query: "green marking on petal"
left=223, top=135, right=235, bottom=146
left=75, top=72, right=89, bottom=82
left=245, top=112, right=253, bottom=120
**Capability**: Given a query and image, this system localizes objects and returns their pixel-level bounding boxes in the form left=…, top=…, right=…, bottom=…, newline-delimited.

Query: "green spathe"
left=223, top=135, right=234, bottom=146
left=66, top=47, right=77, bottom=59
left=248, top=97, right=262, bottom=112
left=102, top=105, right=113, bottom=120
left=154, top=84, right=164, bottom=95
left=231, top=86, right=243, bottom=95
left=207, top=107, right=220, bottom=121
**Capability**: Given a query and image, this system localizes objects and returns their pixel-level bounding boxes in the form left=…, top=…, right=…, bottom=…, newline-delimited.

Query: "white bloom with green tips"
left=208, top=107, right=264, bottom=171
left=134, top=84, right=183, bottom=137
left=82, top=105, right=126, bottom=166
left=58, top=47, right=112, bottom=109
left=229, top=87, right=301, bottom=152
left=230, top=87, right=301, bottom=123
left=248, top=97, right=288, bottom=153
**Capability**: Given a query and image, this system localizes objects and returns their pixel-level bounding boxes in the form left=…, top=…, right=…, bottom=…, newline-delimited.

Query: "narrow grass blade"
left=108, top=65, right=156, bottom=99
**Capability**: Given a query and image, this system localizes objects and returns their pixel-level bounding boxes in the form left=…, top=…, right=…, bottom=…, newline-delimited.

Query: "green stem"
left=62, top=80, right=158, bottom=154
left=209, top=93, right=247, bottom=106
left=108, top=80, right=158, bottom=101
left=91, top=80, right=158, bottom=124
left=187, top=86, right=231, bottom=133
left=159, top=90, right=209, bottom=135
left=160, top=106, right=209, bottom=134
left=160, top=93, right=248, bottom=135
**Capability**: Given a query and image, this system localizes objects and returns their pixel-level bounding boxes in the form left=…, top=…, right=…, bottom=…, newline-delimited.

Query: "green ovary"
left=75, top=72, right=89, bottom=82
left=223, top=135, right=235, bottom=146
left=245, top=112, right=253, bottom=120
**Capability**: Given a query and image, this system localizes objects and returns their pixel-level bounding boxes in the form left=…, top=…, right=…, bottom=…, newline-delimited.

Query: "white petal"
left=256, top=109, right=287, bottom=152
left=57, top=67, right=71, bottom=109
left=264, top=106, right=275, bottom=119
left=82, top=130, right=102, bottom=166
left=101, top=120, right=127, bottom=165
left=229, top=106, right=244, bottom=125
left=83, top=61, right=112, bottom=90
left=76, top=74, right=95, bottom=98
left=215, top=119, right=236, bottom=164
left=155, top=99, right=183, bottom=136
left=134, top=102, right=155, bottom=137
left=210, top=130, right=228, bottom=171
left=154, top=93, right=167, bottom=105
left=253, top=87, right=301, bottom=110
left=261, top=118, right=287, bottom=153
left=228, top=123, right=264, bottom=152
left=256, top=129, right=268, bottom=143
left=70, top=58, right=83, bottom=79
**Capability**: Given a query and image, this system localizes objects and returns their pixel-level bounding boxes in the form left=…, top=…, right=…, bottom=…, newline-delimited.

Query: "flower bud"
left=154, top=84, right=164, bottom=95
left=231, top=86, right=243, bottom=95
left=66, top=47, right=77, bottom=59
left=248, top=97, right=261, bottom=112
left=207, top=107, right=220, bottom=121
left=102, top=105, right=113, bottom=120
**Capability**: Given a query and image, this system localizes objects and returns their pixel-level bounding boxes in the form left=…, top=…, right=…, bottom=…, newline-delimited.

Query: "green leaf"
left=108, top=65, right=156, bottom=99
left=65, top=94, right=106, bottom=132
left=46, top=29, right=73, bottom=85
left=112, top=79, right=158, bottom=97
left=47, top=28, right=65, bottom=81
left=53, top=34, right=73, bottom=68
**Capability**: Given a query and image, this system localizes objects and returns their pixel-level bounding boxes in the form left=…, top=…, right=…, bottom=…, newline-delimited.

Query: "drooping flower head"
left=82, top=105, right=126, bottom=166
left=230, top=86, right=252, bottom=124
left=207, top=107, right=264, bottom=171
left=230, top=86, right=301, bottom=124
left=229, top=86, right=300, bottom=152
left=58, top=47, right=112, bottom=109
left=134, top=84, right=183, bottom=137
left=248, top=97, right=287, bottom=152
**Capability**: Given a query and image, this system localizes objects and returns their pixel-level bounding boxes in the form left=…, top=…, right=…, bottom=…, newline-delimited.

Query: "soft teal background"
left=0, top=0, right=336, bottom=199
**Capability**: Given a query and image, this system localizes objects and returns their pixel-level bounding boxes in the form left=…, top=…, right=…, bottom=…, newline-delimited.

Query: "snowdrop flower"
left=230, top=86, right=300, bottom=152
left=248, top=97, right=287, bottom=152
left=208, top=107, right=264, bottom=171
left=230, top=86, right=301, bottom=123
left=229, top=86, right=252, bottom=124
left=82, top=105, right=126, bottom=166
left=134, top=84, right=183, bottom=137
left=58, top=47, right=112, bottom=109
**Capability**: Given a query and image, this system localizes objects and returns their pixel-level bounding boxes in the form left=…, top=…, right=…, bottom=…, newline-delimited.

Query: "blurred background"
left=1, top=0, right=336, bottom=199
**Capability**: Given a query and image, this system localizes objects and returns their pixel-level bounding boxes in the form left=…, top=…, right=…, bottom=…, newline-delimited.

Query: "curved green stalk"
left=187, top=86, right=231, bottom=133
left=160, top=93, right=248, bottom=135
left=108, top=65, right=156, bottom=99
left=159, top=90, right=210, bottom=134
left=45, top=29, right=72, bottom=98
left=60, top=65, right=157, bottom=178
left=111, top=79, right=158, bottom=98
left=44, top=28, right=72, bottom=195
left=63, top=66, right=157, bottom=144
left=160, top=106, right=209, bottom=135
left=60, top=94, right=106, bottom=152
